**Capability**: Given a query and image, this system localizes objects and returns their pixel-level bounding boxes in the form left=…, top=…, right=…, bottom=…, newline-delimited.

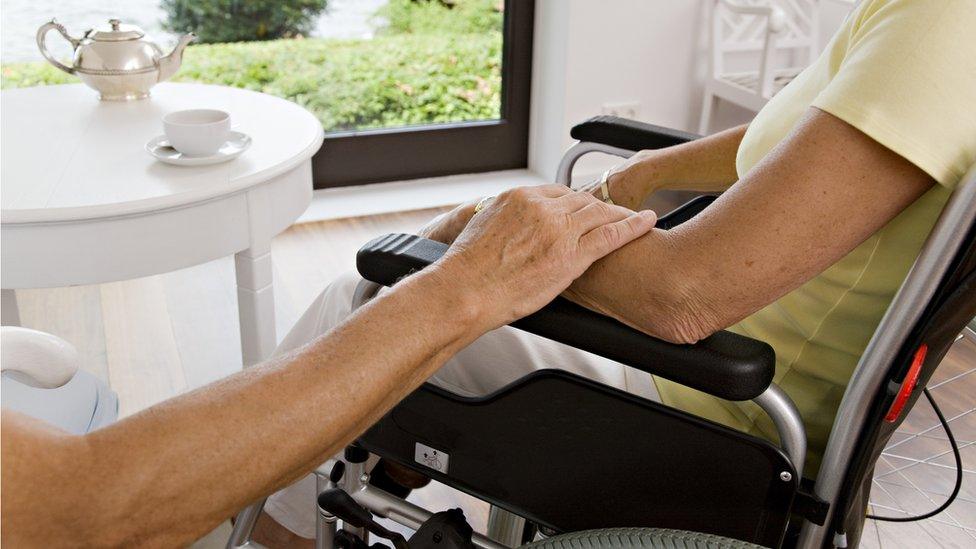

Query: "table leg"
left=2, top=289, right=21, bottom=326
left=235, top=243, right=276, bottom=368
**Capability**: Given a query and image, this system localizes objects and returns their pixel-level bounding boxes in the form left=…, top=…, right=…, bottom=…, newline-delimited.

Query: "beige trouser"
left=264, top=271, right=658, bottom=538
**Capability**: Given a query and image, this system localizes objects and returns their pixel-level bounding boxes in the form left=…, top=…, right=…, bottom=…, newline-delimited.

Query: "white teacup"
left=163, top=109, right=231, bottom=157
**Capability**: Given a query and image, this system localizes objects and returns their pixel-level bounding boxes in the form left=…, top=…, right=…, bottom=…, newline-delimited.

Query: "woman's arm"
left=0, top=186, right=656, bottom=548
left=565, top=108, right=935, bottom=343
left=595, top=123, right=748, bottom=209
left=420, top=124, right=747, bottom=241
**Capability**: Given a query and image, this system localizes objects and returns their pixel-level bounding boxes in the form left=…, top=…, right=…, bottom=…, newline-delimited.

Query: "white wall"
left=528, top=0, right=851, bottom=181
left=529, top=0, right=709, bottom=181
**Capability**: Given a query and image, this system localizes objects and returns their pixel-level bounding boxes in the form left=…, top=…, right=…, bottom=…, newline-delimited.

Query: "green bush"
left=376, top=0, right=503, bottom=35
left=161, top=0, right=328, bottom=43
left=2, top=0, right=502, bottom=132
left=178, top=33, right=501, bottom=130
left=0, top=32, right=501, bottom=132
left=0, top=62, right=76, bottom=89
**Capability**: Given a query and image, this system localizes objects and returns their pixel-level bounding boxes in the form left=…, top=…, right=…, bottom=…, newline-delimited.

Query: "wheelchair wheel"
left=521, top=528, right=764, bottom=549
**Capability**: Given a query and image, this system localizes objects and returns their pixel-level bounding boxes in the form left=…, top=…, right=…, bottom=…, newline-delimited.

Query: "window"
left=312, top=0, right=534, bottom=188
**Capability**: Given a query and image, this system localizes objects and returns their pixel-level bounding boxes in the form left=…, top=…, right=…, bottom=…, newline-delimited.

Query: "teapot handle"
left=36, top=19, right=79, bottom=75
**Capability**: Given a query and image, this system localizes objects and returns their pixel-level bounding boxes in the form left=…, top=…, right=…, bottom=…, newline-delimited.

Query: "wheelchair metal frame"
left=556, top=142, right=976, bottom=548
left=800, top=162, right=976, bottom=546
left=228, top=137, right=976, bottom=549
left=556, top=142, right=808, bottom=474
left=327, top=143, right=808, bottom=548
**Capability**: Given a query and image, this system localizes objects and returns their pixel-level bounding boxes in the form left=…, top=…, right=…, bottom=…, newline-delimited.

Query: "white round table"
left=1, top=83, right=323, bottom=367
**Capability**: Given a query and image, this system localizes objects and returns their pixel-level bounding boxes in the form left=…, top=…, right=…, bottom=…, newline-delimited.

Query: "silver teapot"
left=36, top=18, right=195, bottom=101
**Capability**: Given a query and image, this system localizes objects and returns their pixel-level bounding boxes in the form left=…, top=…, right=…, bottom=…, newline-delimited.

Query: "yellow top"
left=657, top=0, right=976, bottom=476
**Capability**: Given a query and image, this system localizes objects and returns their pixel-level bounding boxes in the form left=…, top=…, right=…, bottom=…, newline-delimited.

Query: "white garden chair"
left=699, top=0, right=833, bottom=134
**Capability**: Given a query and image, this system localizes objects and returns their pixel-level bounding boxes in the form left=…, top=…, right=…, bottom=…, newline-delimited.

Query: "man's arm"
left=1, top=186, right=656, bottom=548
left=565, top=108, right=935, bottom=343
left=0, top=271, right=478, bottom=547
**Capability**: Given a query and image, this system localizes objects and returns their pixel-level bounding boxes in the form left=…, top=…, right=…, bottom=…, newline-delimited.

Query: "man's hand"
left=0, top=188, right=652, bottom=548
left=434, top=185, right=657, bottom=331
left=419, top=172, right=661, bottom=247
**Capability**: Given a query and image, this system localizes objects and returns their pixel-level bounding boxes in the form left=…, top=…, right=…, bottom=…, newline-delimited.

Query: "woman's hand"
left=419, top=154, right=665, bottom=246
left=434, top=185, right=657, bottom=331
left=420, top=151, right=669, bottom=246
left=579, top=149, right=668, bottom=210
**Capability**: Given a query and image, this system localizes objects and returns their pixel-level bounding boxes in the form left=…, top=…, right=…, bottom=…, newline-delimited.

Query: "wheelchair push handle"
left=356, top=233, right=776, bottom=402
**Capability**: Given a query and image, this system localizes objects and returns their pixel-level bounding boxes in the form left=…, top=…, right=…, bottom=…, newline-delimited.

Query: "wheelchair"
left=228, top=117, right=976, bottom=549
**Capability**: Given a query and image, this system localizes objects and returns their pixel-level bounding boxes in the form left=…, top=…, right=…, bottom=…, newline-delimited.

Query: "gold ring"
left=474, top=196, right=494, bottom=213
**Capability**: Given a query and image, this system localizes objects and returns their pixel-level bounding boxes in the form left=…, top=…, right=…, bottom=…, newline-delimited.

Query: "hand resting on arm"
left=566, top=108, right=935, bottom=343
left=421, top=109, right=934, bottom=344
left=0, top=186, right=656, bottom=548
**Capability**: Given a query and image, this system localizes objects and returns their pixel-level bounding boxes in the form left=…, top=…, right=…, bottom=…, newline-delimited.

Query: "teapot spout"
left=158, top=33, right=196, bottom=82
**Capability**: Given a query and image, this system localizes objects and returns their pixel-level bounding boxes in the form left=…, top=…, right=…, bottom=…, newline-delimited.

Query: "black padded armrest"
left=570, top=115, right=700, bottom=152
left=356, top=234, right=775, bottom=401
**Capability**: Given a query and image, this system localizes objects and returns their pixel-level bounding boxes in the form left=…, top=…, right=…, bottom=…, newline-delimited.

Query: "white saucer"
left=146, top=131, right=252, bottom=166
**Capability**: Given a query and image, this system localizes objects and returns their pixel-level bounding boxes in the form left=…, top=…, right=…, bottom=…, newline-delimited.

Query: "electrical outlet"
left=601, top=101, right=641, bottom=120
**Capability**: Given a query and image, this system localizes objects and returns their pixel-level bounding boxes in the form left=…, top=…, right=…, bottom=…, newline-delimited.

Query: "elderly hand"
left=419, top=151, right=667, bottom=245
left=578, top=149, right=668, bottom=211
left=433, top=185, right=657, bottom=330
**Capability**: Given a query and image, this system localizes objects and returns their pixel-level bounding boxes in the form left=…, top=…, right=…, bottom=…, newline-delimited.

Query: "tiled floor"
left=862, top=333, right=976, bottom=548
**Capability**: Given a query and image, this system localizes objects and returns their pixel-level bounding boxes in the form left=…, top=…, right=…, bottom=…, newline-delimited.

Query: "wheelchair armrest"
left=570, top=115, right=700, bottom=152
left=357, top=234, right=775, bottom=401
left=655, top=195, right=717, bottom=230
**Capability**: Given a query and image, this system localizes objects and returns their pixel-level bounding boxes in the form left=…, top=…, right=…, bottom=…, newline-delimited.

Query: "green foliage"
left=0, top=33, right=501, bottom=132
left=376, top=0, right=503, bottom=35
left=0, top=62, right=76, bottom=89
left=160, top=0, right=328, bottom=44
left=2, top=0, right=502, bottom=132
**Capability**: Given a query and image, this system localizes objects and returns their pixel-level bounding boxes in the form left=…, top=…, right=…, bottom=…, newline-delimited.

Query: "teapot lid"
left=88, top=19, right=145, bottom=41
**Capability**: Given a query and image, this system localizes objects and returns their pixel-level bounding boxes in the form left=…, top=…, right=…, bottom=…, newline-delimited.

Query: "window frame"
left=311, top=0, right=535, bottom=189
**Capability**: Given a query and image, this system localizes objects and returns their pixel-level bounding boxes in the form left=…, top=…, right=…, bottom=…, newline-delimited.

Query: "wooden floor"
left=11, top=208, right=974, bottom=548
left=15, top=207, right=449, bottom=416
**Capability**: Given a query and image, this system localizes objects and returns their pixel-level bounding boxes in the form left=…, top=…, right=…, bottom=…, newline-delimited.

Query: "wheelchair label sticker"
left=414, top=443, right=449, bottom=473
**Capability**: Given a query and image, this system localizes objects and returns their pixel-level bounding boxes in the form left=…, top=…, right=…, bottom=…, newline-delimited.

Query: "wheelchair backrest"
left=804, top=164, right=976, bottom=547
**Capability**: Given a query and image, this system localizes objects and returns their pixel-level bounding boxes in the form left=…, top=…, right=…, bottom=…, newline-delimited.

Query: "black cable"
left=867, top=388, right=963, bottom=522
